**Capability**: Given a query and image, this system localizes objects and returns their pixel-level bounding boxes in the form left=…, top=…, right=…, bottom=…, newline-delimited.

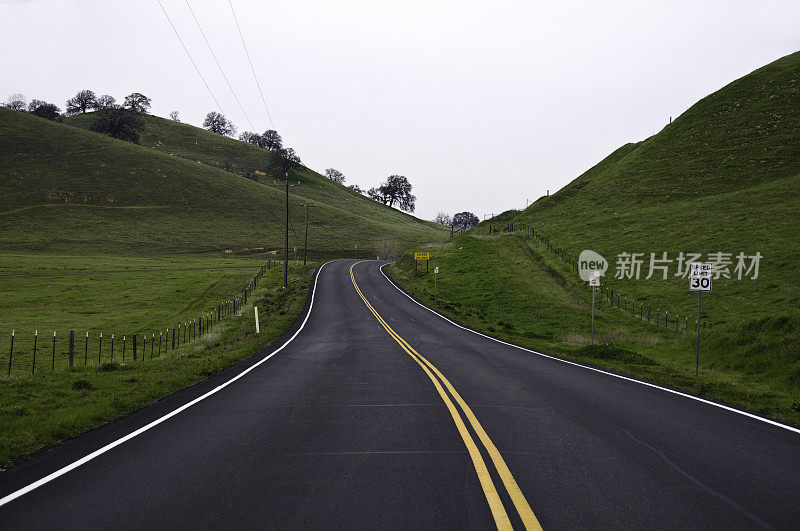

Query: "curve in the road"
left=0, top=260, right=334, bottom=509
left=350, top=261, right=541, bottom=530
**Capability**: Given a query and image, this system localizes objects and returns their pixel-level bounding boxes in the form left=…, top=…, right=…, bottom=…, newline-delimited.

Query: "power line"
left=228, top=0, right=276, bottom=130
left=185, top=0, right=256, bottom=132
left=156, top=0, right=227, bottom=117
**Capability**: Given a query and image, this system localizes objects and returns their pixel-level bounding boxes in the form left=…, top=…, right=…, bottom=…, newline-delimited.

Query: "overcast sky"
left=2, top=1, right=799, bottom=220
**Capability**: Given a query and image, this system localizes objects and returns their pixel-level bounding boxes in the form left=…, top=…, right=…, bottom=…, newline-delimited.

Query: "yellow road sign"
left=414, top=252, right=430, bottom=260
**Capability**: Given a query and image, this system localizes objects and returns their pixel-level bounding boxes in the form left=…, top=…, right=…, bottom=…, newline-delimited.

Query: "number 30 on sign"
left=689, top=262, right=712, bottom=292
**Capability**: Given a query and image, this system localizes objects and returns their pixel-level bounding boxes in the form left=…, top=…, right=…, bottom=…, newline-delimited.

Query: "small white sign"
left=434, top=267, right=439, bottom=274
left=578, top=250, right=608, bottom=281
left=589, top=270, right=601, bottom=286
left=690, top=262, right=712, bottom=291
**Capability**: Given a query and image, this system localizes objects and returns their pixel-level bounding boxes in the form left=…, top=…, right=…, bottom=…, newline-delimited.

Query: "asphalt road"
left=1, top=259, right=799, bottom=529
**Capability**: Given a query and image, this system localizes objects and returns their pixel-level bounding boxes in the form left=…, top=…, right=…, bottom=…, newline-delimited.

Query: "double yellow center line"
left=349, top=262, right=541, bottom=530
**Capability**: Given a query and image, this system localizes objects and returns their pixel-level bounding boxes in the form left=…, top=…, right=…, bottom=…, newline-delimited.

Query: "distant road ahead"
left=1, top=259, right=799, bottom=529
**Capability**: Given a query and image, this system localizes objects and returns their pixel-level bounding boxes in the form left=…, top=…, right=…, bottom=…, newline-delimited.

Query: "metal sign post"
left=689, top=262, right=712, bottom=376
left=589, top=271, right=600, bottom=344
left=695, top=291, right=701, bottom=375
left=434, top=266, right=439, bottom=297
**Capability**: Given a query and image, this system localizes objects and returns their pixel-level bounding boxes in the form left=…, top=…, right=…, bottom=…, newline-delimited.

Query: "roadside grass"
left=490, top=172, right=800, bottom=329
left=0, top=263, right=314, bottom=469
left=386, top=234, right=800, bottom=427
left=0, top=252, right=270, bottom=375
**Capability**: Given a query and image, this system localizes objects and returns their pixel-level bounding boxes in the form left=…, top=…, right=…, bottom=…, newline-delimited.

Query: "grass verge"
left=0, top=262, right=314, bottom=469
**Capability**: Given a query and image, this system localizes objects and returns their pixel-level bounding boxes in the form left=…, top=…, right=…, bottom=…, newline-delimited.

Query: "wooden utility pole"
left=284, top=170, right=289, bottom=289
left=300, top=201, right=316, bottom=265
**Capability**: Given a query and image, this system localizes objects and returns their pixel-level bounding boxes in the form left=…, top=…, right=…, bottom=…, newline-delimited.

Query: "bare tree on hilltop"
left=5, top=93, right=26, bottom=111
left=123, top=92, right=151, bottom=114
left=66, top=90, right=98, bottom=115
left=325, top=168, right=346, bottom=184
left=434, top=212, right=452, bottom=226
left=237, top=129, right=282, bottom=150
left=238, top=131, right=260, bottom=145
left=169, top=111, right=180, bottom=122
left=95, top=95, right=117, bottom=109
left=203, top=111, right=236, bottom=136
left=260, top=129, right=282, bottom=150
left=378, top=175, right=416, bottom=212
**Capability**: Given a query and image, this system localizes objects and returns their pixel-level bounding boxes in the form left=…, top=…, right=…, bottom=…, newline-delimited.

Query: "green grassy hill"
left=388, top=51, right=800, bottom=425
left=1, top=108, right=446, bottom=256
left=491, top=50, right=800, bottom=327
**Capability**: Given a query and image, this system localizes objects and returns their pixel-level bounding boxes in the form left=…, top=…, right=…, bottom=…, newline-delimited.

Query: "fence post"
left=98, top=332, right=103, bottom=364
left=52, top=331, right=56, bottom=370
left=172, top=328, right=176, bottom=350
left=68, top=329, right=75, bottom=368
left=111, top=334, right=114, bottom=361
left=8, top=330, right=14, bottom=377
left=85, top=332, right=88, bottom=365
left=32, top=330, right=38, bottom=375
left=151, top=333, right=154, bottom=358
left=123, top=336, right=126, bottom=362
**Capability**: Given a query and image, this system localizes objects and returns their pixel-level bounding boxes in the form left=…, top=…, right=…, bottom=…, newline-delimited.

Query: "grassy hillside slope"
left=488, top=51, right=800, bottom=327
left=1, top=109, right=446, bottom=256
left=388, top=51, right=800, bottom=425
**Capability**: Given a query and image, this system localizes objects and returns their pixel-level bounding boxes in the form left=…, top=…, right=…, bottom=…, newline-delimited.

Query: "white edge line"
left=378, top=263, right=800, bottom=436
left=0, top=260, right=334, bottom=508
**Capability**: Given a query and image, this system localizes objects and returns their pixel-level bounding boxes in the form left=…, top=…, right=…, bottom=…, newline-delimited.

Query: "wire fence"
left=486, top=221, right=713, bottom=335
left=1, top=260, right=283, bottom=379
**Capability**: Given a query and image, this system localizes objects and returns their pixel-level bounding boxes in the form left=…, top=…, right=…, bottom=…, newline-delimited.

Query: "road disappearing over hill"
left=1, top=260, right=799, bottom=529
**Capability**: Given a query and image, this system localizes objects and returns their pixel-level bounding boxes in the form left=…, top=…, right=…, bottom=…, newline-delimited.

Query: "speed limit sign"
left=689, top=262, right=712, bottom=292
left=690, top=262, right=712, bottom=376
